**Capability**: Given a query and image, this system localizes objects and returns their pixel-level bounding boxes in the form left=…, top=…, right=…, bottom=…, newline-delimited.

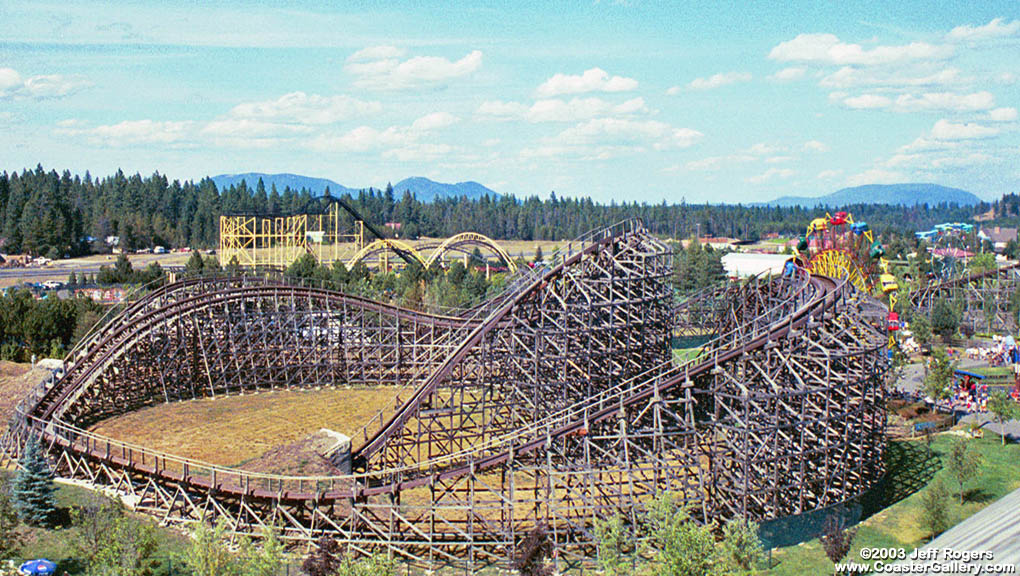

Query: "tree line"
left=3, top=165, right=1016, bottom=258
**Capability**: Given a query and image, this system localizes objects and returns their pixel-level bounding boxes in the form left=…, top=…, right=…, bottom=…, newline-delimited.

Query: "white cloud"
left=61, top=119, right=195, bottom=147
left=841, top=94, right=892, bottom=109
left=769, top=67, right=806, bottom=82
left=345, top=48, right=482, bottom=90
left=685, top=154, right=755, bottom=171
left=524, top=118, right=702, bottom=160
left=307, top=111, right=458, bottom=154
left=747, top=143, right=787, bottom=156
left=686, top=71, right=752, bottom=90
left=556, top=118, right=702, bottom=148
left=947, top=18, right=1020, bottom=42
left=347, top=45, right=406, bottom=62
left=383, top=143, right=455, bottom=162
left=527, top=97, right=650, bottom=122
left=819, top=66, right=965, bottom=90
left=893, top=91, right=995, bottom=112
left=769, top=33, right=953, bottom=66
left=803, top=140, right=829, bottom=152
left=0, top=67, right=91, bottom=100
left=930, top=119, right=999, bottom=140
left=746, top=168, right=795, bottom=184
left=883, top=153, right=924, bottom=168
left=202, top=118, right=311, bottom=139
left=931, top=153, right=992, bottom=168
left=476, top=100, right=529, bottom=119
left=988, top=107, right=1018, bottom=122
left=536, top=67, right=638, bottom=97
left=836, top=91, right=997, bottom=113
left=411, top=111, right=459, bottom=131
left=899, top=136, right=960, bottom=152
left=765, top=155, right=796, bottom=164
left=201, top=118, right=310, bottom=148
left=817, top=169, right=843, bottom=179
left=845, top=168, right=906, bottom=187
left=996, top=72, right=1017, bottom=85
left=227, top=92, right=382, bottom=125
left=478, top=97, right=651, bottom=123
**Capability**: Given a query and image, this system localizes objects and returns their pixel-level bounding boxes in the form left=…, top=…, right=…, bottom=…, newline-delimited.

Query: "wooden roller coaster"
left=4, top=219, right=890, bottom=571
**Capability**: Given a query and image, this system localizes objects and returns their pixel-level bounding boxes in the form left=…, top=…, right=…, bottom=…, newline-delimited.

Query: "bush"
left=0, top=477, right=22, bottom=560
left=819, top=515, right=857, bottom=575
left=646, top=493, right=717, bottom=576
left=919, top=477, right=951, bottom=541
left=946, top=439, right=982, bottom=504
left=720, top=517, right=764, bottom=574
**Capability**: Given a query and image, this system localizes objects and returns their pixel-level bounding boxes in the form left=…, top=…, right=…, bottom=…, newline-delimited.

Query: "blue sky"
left=1, top=1, right=1018, bottom=203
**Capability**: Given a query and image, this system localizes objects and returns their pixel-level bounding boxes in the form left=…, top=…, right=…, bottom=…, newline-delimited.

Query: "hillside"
left=210, top=173, right=498, bottom=202
left=210, top=172, right=360, bottom=196
left=765, top=183, right=982, bottom=208
left=392, top=177, right=497, bottom=202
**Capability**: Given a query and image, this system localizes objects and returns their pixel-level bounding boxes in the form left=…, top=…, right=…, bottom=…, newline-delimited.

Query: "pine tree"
left=12, top=435, right=57, bottom=527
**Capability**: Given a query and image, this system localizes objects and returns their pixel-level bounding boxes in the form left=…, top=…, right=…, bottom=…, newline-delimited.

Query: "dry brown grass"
left=90, top=386, right=400, bottom=468
left=0, top=361, right=50, bottom=426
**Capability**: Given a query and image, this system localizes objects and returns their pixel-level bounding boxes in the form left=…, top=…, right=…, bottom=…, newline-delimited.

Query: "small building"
left=978, top=226, right=1017, bottom=252
left=721, top=252, right=790, bottom=278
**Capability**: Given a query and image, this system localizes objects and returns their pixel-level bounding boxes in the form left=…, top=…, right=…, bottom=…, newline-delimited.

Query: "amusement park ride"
left=218, top=196, right=517, bottom=274
left=3, top=210, right=1019, bottom=570
left=796, top=211, right=901, bottom=344
left=915, top=222, right=976, bottom=280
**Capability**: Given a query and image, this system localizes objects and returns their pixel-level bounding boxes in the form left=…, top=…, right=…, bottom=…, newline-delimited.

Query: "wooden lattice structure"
left=910, top=262, right=1020, bottom=334
left=3, top=219, right=888, bottom=571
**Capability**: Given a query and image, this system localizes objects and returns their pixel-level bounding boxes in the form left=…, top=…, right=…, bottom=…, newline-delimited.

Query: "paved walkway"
left=893, top=360, right=1020, bottom=440
left=894, top=487, right=1020, bottom=573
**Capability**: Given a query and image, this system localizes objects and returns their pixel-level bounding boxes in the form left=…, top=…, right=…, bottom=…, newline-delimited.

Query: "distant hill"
left=210, top=173, right=360, bottom=196
left=764, top=183, right=982, bottom=208
left=210, top=173, right=497, bottom=202
left=391, top=177, right=497, bottom=202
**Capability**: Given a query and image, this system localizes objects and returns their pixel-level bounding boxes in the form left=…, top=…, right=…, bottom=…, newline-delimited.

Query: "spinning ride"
left=915, top=223, right=975, bottom=282
left=797, top=211, right=899, bottom=343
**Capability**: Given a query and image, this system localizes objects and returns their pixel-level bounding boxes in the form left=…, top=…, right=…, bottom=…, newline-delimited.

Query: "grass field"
left=89, top=386, right=401, bottom=468
left=766, top=433, right=1020, bottom=575
left=969, top=365, right=1015, bottom=378
left=0, top=469, right=191, bottom=571
left=0, top=252, right=190, bottom=288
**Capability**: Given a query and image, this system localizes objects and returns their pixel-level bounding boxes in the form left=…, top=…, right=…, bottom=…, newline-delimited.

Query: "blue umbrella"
left=18, top=559, right=57, bottom=576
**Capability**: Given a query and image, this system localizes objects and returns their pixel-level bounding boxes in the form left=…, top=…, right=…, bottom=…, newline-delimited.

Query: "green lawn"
left=2, top=470, right=190, bottom=574
left=968, top=365, right=1015, bottom=379
left=672, top=347, right=703, bottom=363
left=766, top=434, right=1020, bottom=575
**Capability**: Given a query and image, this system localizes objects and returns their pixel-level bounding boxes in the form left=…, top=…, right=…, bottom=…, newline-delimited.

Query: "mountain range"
left=763, top=183, right=982, bottom=208
left=211, top=174, right=983, bottom=208
left=210, top=172, right=498, bottom=202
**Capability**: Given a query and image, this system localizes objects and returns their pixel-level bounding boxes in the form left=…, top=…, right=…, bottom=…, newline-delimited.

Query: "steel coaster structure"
left=219, top=197, right=518, bottom=273
left=910, top=262, right=1020, bottom=334
left=3, top=219, right=889, bottom=570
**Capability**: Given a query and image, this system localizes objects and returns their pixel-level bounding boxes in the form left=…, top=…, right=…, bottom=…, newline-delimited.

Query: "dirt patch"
left=90, top=386, right=398, bottom=468
left=888, top=399, right=940, bottom=421
left=239, top=429, right=347, bottom=476
left=0, top=361, right=50, bottom=427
